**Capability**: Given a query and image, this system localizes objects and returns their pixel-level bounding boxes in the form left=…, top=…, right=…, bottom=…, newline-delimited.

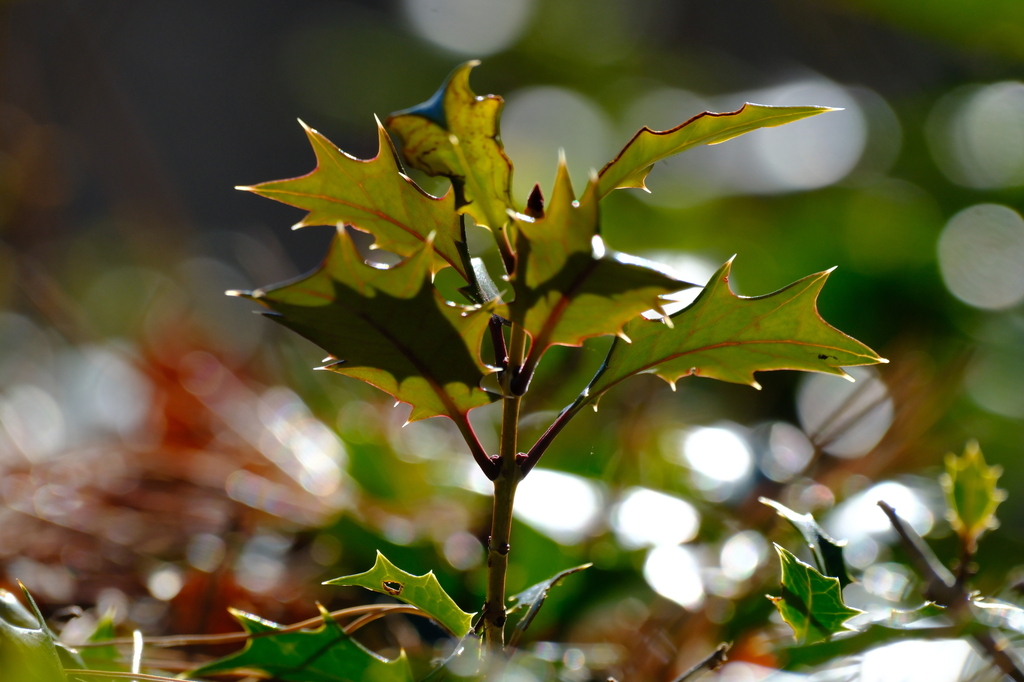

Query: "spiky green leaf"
left=386, top=62, right=514, bottom=241
left=324, top=551, right=475, bottom=637
left=240, top=120, right=467, bottom=280
left=0, top=589, right=66, bottom=682
left=940, top=440, right=1006, bottom=552
left=506, top=564, right=591, bottom=647
left=190, top=606, right=412, bottom=682
left=761, top=498, right=852, bottom=588
left=598, top=103, right=835, bottom=198
left=583, top=259, right=885, bottom=403
left=231, top=232, right=497, bottom=423
left=510, top=162, right=689, bottom=381
left=769, top=545, right=862, bottom=644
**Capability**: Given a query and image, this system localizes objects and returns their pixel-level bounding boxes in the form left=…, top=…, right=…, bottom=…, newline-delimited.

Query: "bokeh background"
left=2, top=0, right=1024, bottom=680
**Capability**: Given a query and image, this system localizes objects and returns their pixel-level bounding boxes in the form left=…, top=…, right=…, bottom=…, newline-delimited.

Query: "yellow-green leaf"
left=190, top=606, right=412, bottom=682
left=598, top=103, right=835, bottom=198
left=324, top=551, right=475, bottom=637
left=0, top=589, right=66, bottom=682
left=583, top=258, right=885, bottom=403
left=510, top=160, right=690, bottom=385
left=386, top=61, right=515, bottom=242
left=769, top=545, right=862, bottom=645
left=940, top=440, right=1006, bottom=552
left=240, top=119, right=467, bottom=280
left=231, top=231, right=497, bottom=424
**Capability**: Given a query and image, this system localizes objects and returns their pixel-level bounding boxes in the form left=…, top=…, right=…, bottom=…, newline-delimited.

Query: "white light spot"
left=611, top=487, right=700, bottom=549
left=862, top=563, right=913, bottom=602
left=720, top=531, right=768, bottom=582
left=682, top=426, right=753, bottom=484
left=147, top=564, right=184, bottom=601
left=0, top=384, right=65, bottom=460
left=938, top=203, right=1024, bottom=310
left=501, top=87, right=614, bottom=203
left=826, top=481, right=934, bottom=546
left=403, top=0, right=535, bottom=56
left=643, top=544, right=704, bottom=610
left=927, top=81, right=1024, bottom=189
left=797, top=366, right=893, bottom=458
left=258, top=387, right=345, bottom=497
left=514, top=469, right=603, bottom=545
left=860, top=639, right=978, bottom=682
left=444, top=531, right=483, bottom=570
left=187, top=534, right=226, bottom=573
left=760, top=422, right=815, bottom=482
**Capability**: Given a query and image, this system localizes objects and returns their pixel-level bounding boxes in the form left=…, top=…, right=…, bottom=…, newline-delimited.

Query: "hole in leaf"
left=382, top=580, right=404, bottom=596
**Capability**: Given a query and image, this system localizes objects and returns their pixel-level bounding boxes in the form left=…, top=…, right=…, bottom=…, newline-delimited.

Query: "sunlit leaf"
left=940, top=440, right=1006, bottom=552
left=386, top=61, right=515, bottom=244
left=239, top=119, right=467, bottom=280
left=509, top=161, right=689, bottom=386
left=877, top=602, right=946, bottom=629
left=324, top=551, right=475, bottom=637
left=761, top=498, right=852, bottom=588
left=18, top=582, right=84, bottom=670
left=231, top=231, right=497, bottom=424
left=505, top=563, right=591, bottom=647
left=190, top=606, right=412, bottom=682
left=598, top=103, right=834, bottom=198
left=769, top=545, right=862, bottom=645
left=970, top=598, right=1024, bottom=635
left=0, top=588, right=67, bottom=682
left=78, top=612, right=122, bottom=682
left=583, top=258, right=885, bottom=403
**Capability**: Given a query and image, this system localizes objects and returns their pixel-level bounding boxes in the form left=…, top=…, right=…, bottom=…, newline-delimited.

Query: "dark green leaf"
left=190, top=605, right=412, bottom=682
left=324, top=551, right=475, bottom=637
left=0, top=587, right=67, bottom=682
left=240, top=120, right=467, bottom=280
left=386, top=62, right=515, bottom=242
left=760, top=497, right=853, bottom=588
left=231, top=232, right=498, bottom=424
left=769, top=545, right=862, bottom=644
left=583, top=258, right=885, bottom=404
left=505, top=563, right=591, bottom=648
left=509, top=161, right=690, bottom=381
left=940, top=440, right=1006, bottom=552
left=598, top=103, right=835, bottom=198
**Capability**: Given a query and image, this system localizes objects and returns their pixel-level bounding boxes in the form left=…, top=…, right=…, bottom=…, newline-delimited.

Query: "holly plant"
left=229, top=60, right=883, bottom=651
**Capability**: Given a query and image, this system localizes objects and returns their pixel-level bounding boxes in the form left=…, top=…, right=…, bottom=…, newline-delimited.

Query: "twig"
left=65, top=671, right=202, bottom=682
left=74, top=604, right=432, bottom=648
left=878, top=501, right=1024, bottom=682
left=672, top=643, right=730, bottom=682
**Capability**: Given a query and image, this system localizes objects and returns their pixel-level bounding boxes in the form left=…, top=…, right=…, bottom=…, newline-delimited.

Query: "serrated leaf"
left=324, top=551, right=475, bottom=637
left=240, top=119, right=467, bottom=281
left=232, top=231, right=497, bottom=424
left=598, top=103, right=834, bottom=198
left=190, top=605, right=412, bottom=682
left=18, top=582, right=84, bottom=670
left=386, top=61, right=515, bottom=242
left=583, top=258, right=885, bottom=403
left=509, top=162, right=690, bottom=382
left=769, top=545, right=862, bottom=645
left=0, top=589, right=67, bottom=682
left=505, top=563, right=591, bottom=648
left=940, top=440, right=1006, bottom=552
left=760, top=498, right=852, bottom=588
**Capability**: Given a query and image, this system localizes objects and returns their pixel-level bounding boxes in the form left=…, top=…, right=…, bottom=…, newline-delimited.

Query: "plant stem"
left=483, top=323, right=526, bottom=647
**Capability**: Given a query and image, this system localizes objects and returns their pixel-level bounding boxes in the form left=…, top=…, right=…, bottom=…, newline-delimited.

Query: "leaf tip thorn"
left=877, top=357, right=890, bottom=364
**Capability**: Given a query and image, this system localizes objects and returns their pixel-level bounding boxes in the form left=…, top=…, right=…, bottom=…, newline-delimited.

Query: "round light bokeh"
left=643, top=544, right=705, bottom=610
left=937, top=203, right=1024, bottom=310
left=500, top=86, right=614, bottom=203
left=679, top=426, right=754, bottom=498
left=927, top=81, right=1024, bottom=189
left=611, top=487, right=700, bottom=549
left=513, top=468, right=603, bottom=545
left=797, top=366, right=893, bottom=458
left=402, top=0, right=535, bottom=56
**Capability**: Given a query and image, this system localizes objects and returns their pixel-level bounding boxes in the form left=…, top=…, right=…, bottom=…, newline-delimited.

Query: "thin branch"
left=65, top=671, right=202, bottom=682
left=519, top=394, right=587, bottom=476
left=878, top=501, right=1024, bottom=682
left=343, top=606, right=424, bottom=634
left=454, top=412, right=499, bottom=480
left=74, top=604, right=430, bottom=648
left=489, top=315, right=508, bottom=371
left=672, top=643, right=730, bottom=682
